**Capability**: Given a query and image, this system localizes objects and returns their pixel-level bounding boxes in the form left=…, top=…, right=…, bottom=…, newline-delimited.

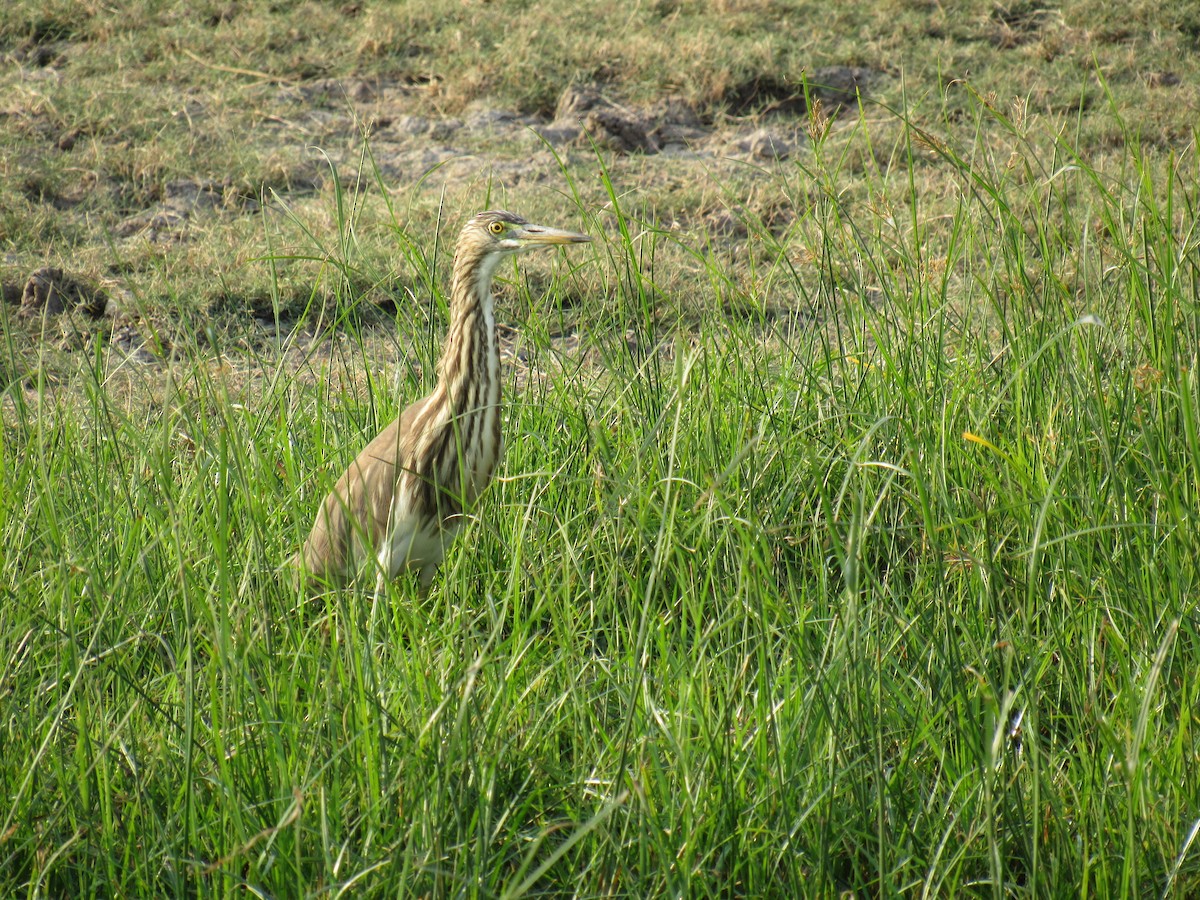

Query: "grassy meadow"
left=3, top=1, right=1200, bottom=896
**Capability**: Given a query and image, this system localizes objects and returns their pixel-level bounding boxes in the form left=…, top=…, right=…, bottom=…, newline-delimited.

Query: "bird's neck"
left=438, top=253, right=501, bottom=419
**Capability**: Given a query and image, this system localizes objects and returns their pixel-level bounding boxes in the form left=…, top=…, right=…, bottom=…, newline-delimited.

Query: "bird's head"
left=451, top=210, right=591, bottom=304
left=464, top=210, right=592, bottom=257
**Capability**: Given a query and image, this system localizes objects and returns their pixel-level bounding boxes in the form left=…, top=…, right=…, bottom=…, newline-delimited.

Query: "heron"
left=295, top=210, right=591, bottom=597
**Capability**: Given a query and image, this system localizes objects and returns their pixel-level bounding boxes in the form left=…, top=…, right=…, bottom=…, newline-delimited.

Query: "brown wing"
left=298, top=393, right=434, bottom=584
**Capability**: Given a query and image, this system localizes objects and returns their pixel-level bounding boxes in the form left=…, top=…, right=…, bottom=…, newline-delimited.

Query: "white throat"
left=474, top=252, right=508, bottom=319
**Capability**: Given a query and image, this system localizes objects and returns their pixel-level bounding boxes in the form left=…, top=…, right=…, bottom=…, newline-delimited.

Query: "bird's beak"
left=517, top=224, right=592, bottom=247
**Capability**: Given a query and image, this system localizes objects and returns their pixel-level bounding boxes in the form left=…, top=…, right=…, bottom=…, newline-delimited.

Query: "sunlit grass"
left=3, top=87, right=1200, bottom=898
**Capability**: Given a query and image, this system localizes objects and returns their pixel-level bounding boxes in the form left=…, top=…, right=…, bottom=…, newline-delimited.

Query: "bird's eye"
left=489, top=221, right=505, bottom=235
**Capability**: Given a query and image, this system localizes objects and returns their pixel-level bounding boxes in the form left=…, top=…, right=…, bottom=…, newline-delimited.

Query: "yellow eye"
left=489, top=221, right=505, bottom=235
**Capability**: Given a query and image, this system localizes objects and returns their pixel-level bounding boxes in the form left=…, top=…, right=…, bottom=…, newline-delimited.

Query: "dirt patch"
left=114, top=178, right=248, bottom=243
left=18, top=266, right=108, bottom=318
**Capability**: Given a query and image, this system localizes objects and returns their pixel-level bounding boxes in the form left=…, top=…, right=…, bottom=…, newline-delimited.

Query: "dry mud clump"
left=15, top=267, right=108, bottom=318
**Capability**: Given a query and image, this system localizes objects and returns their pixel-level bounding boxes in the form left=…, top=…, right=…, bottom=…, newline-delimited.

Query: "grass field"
left=3, top=1, right=1200, bottom=897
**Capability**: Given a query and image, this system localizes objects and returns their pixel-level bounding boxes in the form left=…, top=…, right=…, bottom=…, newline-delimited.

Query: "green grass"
left=3, top=80, right=1200, bottom=896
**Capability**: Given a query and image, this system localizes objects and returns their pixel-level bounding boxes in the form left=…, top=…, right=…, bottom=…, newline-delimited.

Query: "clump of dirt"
left=17, top=267, right=108, bottom=318
left=549, top=85, right=711, bottom=154
left=583, top=108, right=659, bottom=154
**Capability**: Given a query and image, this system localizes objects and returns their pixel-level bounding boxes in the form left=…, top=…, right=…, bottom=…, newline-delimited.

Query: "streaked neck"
left=439, top=248, right=502, bottom=413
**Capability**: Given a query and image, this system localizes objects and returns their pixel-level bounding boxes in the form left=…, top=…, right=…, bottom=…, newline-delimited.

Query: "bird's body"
left=296, top=210, right=590, bottom=592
